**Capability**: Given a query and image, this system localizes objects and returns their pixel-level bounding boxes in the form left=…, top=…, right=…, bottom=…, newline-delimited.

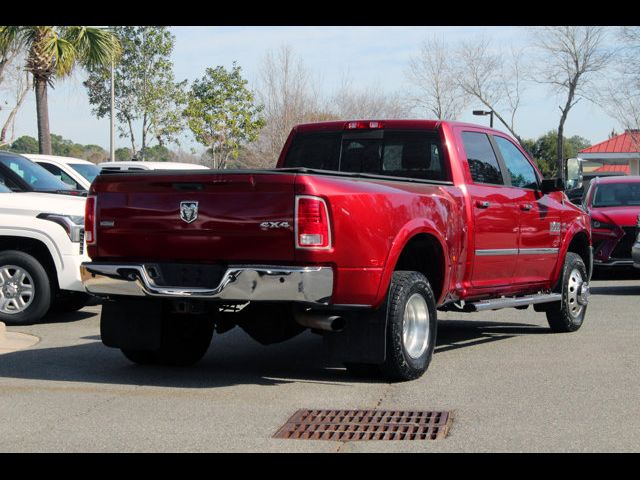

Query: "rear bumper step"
left=469, top=293, right=562, bottom=312
left=81, top=263, right=333, bottom=305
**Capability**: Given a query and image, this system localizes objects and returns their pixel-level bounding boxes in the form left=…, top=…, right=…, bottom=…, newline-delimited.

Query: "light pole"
left=110, top=60, right=115, bottom=162
left=473, top=109, right=494, bottom=128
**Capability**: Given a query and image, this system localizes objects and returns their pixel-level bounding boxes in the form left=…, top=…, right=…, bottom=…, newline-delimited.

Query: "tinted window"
left=0, top=170, right=21, bottom=191
left=284, top=133, right=340, bottom=170
left=284, top=130, right=448, bottom=181
left=592, top=183, right=640, bottom=207
left=39, top=162, right=81, bottom=189
left=494, top=136, right=538, bottom=189
left=0, top=154, right=71, bottom=191
left=0, top=181, right=11, bottom=192
left=70, top=163, right=100, bottom=183
left=461, top=132, right=503, bottom=185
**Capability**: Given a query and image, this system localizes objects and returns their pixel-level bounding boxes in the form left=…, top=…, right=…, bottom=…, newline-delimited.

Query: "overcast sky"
left=4, top=26, right=621, bottom=152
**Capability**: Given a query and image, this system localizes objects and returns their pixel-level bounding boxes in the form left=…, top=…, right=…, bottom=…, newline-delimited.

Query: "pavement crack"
left=334, top=381, right=394, bottom=453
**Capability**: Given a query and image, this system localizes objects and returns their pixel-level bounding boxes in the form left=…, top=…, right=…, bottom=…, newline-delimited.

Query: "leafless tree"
left=0, top=51, right=31, bottom=147
left=406, top=36, right=468, bottom=120
left=455, top=35, right=527, bottom=142
left=531, top=26, right=613, bottom=172
left=251, top=45, right=322, bottom=166
left=597, top=27, right=640, bottom=150
left=331, top=75, right=411, bottom=120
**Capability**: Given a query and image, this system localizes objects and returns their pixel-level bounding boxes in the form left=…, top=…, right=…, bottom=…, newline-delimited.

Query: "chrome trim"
left=518, top=248, right=559, bottom=255
left=471, top=293, right=562, bottom=312
left=593, top=259, right=635, bottom=266
left=475, top=248, right=559, bottom=256
left=475, top=249, right=518, bottom=256
left=81, top=263, right=334, bottom=304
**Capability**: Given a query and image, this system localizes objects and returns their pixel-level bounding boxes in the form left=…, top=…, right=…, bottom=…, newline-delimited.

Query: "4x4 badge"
left=180, top=201, right=198, bottom=224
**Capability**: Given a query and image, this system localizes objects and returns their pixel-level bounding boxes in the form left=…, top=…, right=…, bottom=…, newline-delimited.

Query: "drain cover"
left=274, top=409, right=452, bottom=441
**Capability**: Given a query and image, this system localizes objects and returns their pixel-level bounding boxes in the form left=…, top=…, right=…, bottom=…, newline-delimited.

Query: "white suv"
left=25, top=154, right=100, bottom=191
left=0, top=184, right=90, bottom=324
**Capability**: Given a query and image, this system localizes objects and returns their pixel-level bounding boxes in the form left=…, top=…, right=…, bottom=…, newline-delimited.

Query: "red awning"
left=592, top=164, right=630, bottom=173
left=581, top=131, right=640, bottom=154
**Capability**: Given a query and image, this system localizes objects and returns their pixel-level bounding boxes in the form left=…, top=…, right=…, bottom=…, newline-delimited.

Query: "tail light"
left=85, top=195, right=97, bottom=245
left=295, top=195, right=331, bottom=249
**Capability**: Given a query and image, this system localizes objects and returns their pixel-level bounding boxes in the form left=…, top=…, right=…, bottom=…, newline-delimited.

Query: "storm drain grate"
left=273, top=409, right=452, bottom=441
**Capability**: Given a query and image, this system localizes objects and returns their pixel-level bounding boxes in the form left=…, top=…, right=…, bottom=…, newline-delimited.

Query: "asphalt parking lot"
left=1, top=273, right=639, bottom=452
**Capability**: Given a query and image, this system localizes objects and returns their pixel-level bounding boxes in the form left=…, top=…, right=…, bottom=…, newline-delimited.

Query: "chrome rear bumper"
left=80, top=263, right=333, bottom=305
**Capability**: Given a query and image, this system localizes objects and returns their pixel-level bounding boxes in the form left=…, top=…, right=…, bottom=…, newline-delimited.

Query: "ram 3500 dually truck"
left=81, top=120, right=592, bottom=381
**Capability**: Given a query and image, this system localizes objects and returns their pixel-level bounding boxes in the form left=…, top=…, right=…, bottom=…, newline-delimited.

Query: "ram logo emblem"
left=180, top=201, right=198, bottom=224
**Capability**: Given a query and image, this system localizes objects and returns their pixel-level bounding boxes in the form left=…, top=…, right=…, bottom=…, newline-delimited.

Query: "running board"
left=469, top=293, right=562, bottom=312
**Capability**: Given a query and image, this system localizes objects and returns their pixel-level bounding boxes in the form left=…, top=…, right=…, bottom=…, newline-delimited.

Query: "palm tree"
left=0, top=26, right=121, bottom=154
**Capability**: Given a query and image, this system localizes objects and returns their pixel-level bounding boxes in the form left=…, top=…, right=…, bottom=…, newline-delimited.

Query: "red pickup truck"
left=81, top=120, right=592, bottom=381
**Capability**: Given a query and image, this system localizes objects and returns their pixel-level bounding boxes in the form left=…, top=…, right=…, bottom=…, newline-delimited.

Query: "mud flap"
left=323, top=298, right=389, bottom=365
left=100, top=298, right=164, bottom=351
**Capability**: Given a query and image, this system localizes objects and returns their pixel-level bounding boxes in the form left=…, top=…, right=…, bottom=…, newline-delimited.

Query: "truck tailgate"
left=91, top=172, right=297, bottom=263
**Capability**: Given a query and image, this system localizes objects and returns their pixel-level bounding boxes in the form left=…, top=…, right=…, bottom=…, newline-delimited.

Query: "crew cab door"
left=492, top=135, right=561, bottom=285
left=459, top=130, right=519, bottom=288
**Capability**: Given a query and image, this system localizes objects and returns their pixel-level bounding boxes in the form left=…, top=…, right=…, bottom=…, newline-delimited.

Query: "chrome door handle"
left=520, top=203, right=533, bottom=211
left=476, top=200, right=490, bottom=209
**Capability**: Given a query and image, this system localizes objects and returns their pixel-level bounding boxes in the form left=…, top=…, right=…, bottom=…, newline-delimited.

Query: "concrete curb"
left=0, top=321, right=40, bottom=354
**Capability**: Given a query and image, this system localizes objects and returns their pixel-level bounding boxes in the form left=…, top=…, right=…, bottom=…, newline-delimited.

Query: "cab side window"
left=461, top=131, right=504, bottom=185
left=494, top=136, right=538, bottom=189
left=39, top=162, right=81, bottom=189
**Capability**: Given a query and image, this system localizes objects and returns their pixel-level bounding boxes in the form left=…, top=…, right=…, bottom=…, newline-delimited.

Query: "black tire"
left=120, top=312, right=214, bottom=367
left=546, top=252, right=589, bottom=333
left=379, top=271, right=437, bottom=382
left=156, top=313, right=214, bottom=366
left=51, top=291, right=91, bottom=313
left=0, top=250, right=52, bottom=325
left=121, top=349, right=158, bottom=365
left=344, top=362, right=381, bottom=378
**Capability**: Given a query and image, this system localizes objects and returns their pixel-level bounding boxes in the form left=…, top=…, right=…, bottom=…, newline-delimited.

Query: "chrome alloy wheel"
left=402, top=293, right=430, bottom=359
left=0, top=265, right=35, bottom=314
left=566, top=268, right=587, bottom=319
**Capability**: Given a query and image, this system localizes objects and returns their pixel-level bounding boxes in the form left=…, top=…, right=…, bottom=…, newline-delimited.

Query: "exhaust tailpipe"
left=295, top=310, right=345, bottom=332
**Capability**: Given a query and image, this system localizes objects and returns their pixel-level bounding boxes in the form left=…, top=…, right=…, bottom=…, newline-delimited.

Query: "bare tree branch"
left=406, top=36, right=468, bottom=120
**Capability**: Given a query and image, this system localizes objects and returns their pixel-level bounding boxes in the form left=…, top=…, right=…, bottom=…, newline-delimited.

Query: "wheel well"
left=0, top=236, right=59, bottom=291
left=394, top=234, right=445, bottom=302
left=567, top=232, right=591, bottom=276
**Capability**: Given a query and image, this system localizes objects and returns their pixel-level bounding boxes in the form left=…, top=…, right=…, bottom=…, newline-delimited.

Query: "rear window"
left=283, top=129, right=449, bottom=181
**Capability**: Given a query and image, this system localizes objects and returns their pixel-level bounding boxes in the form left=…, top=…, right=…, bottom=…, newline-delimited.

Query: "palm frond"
left=0, top=26, right=29, bottom=56
left=62, top=26, right=122, bottom=73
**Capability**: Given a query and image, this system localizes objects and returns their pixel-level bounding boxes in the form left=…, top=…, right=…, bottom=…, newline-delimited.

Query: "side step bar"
left=469, top=293, right=562, bottom=312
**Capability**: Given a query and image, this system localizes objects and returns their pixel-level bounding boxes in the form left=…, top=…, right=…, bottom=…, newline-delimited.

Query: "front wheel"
left=546, top=252, right=589, bottom=333
left=379, top=271, right=437, bottom=382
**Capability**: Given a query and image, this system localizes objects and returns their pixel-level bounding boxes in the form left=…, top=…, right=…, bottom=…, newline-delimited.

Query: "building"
left=578, top=130, right=640, bottom=176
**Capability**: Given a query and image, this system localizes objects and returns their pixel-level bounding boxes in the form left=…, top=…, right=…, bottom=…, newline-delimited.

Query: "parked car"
left=0, top=183, right=90, bottom=324
left=98, top=161, right=209, bottom=171
left=81, top=120, right=591, bottom=382
left=26, top=154, right=100, bottom=191
left=0, top=151, right=84, bottom=196
left=632, top=213, right=640, bottom=269
left=582, top=175, right=640, bottom=268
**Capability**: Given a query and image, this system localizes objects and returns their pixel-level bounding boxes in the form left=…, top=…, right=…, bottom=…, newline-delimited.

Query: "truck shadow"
left=436, top=319, right=549, bottom=354
left=589, top=285, right=640, bottom=296
left=0, top=317, right=551, bottom=389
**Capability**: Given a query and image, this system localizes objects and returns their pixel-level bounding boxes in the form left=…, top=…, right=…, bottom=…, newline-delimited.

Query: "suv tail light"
left=85, top=195, right=97, bottom=245
left=295, top=196, right=331, bottom=249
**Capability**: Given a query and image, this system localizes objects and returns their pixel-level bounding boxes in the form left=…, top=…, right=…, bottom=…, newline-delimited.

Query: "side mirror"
left=565, top=158, right=583, bottom=190
left=540, top=178, right=565, bottom=194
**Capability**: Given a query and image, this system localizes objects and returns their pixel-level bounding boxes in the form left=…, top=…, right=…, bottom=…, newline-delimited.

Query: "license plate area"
left=144, top=263, right=226, bottom=289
